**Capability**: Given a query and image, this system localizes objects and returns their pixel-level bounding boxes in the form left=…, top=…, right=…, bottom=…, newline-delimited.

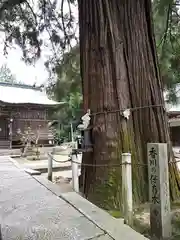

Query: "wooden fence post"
left=122, top=153, right=133, bottom=226
left=71, top=152, right=79, bottom=193
left=48, top=153, right=53, bottom=181
left=147, top=143, right=171, bottom=240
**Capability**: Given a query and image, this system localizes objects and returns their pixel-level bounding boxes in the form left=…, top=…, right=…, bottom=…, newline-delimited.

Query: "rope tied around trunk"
left=89, top=104, right=165, bottom=119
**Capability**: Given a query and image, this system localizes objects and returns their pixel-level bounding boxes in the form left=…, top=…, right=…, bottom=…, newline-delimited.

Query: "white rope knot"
left=122, top=109, right=131, bottom=120
left=78, top=109, right=91, bottom=130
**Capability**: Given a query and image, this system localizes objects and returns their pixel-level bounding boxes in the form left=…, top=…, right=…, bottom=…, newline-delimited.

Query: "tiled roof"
left=0, top=82, right=63, bottom=106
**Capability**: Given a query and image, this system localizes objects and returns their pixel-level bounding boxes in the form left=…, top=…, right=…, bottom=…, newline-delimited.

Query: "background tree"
left=0, top=64, right=16, bottom=83
left=154, top=0, right=180, bottom=102
left=48, top=45, right=82, bottom=141
left=0, top=0, right=78, bottom=64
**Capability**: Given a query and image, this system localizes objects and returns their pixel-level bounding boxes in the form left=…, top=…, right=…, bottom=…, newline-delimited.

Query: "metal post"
left=122, top=153, right=133, bottom=226
left=48, top=154, right=53, bottom=181
left=71, top=153, right=79, bottom=192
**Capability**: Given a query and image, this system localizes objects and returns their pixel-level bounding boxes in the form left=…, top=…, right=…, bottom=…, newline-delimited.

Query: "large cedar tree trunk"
left=78, top=0, right=180, bottom=209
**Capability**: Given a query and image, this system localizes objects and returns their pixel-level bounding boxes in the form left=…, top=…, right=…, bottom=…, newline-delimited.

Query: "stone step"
left=23, top=168, right=41, bottom=176
left=0, top=140, right=10, bottom=149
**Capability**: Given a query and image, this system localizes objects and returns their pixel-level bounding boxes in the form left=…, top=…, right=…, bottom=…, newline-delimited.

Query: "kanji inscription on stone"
left=147, top=143, right=171, bottom=240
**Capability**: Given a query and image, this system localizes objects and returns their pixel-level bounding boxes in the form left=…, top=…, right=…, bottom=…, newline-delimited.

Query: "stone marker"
left=147, top=143, right=171, bottom=240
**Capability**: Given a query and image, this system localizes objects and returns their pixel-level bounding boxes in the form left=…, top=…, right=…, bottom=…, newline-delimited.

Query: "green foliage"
left=1, top=0, right=180, bottom=104
left=0, top=0, right=77, bottom=63
left=48, top=45, right=82, bottom=140
left=154, top=0, right=180, bottom=102
left=0, top=64, right=16, bottom=83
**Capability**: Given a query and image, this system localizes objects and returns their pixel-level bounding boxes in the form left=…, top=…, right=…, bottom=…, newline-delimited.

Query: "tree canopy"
left=1, top=0, right=180, bottom=103
left=0, top=0, right=77, bottom=64
left=154, top=0, right=180, bottom=102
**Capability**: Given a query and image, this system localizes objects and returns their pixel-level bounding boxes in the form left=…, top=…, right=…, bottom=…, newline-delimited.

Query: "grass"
left=107, top=210, right=122, bottom=218
left=107, top=202, right=180, bottom=240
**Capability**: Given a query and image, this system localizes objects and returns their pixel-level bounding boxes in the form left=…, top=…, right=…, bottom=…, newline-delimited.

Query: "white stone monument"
left=147, top=143, right=171, bottom=240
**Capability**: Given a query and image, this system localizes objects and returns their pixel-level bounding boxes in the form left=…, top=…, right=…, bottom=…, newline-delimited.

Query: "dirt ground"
left=109, top=203, right=180, bottom=240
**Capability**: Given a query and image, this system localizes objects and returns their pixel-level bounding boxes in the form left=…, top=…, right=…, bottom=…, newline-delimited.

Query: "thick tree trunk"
left=78, top=0, right=180, bottom=209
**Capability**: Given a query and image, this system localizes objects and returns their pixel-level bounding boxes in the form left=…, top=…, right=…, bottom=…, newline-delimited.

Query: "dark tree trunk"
left=78, top=0, right=180, bottom=209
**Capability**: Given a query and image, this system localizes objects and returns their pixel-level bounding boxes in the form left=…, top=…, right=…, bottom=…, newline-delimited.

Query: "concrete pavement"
left=0, top=156, right=148, bottom=240
left=0, top=156, right=110, bottom=239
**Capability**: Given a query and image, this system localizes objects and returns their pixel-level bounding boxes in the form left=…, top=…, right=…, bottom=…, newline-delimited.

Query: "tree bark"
left=78, top=0, right=180, bottom=209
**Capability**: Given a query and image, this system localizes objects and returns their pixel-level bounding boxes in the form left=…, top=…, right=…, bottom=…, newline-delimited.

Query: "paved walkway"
left=0, top=156, right=148, bottom=240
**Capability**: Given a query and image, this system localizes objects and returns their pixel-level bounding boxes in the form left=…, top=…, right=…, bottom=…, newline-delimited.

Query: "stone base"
left=26, top=154, right=48, bottom=161
left=23, top=146, right=48, bottom=161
